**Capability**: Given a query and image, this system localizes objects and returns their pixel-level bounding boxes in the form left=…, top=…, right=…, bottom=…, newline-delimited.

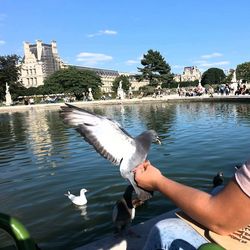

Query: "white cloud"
left=172, top=65, right=185, bottom=69
left=0, top=40, right=5, bottom=45
left=125, top=55, right=143, bottom=65
left=193, top=53, right=229, bottom=70
left=196, top=61, right=230, bottom=67
left=201, top=52, right=223, bottom=59
left=76, top=52, right=112, bottom=65
left=126, top=59, right=139, bottom=65
left=102, top=30, right=117, bottom=35
left=87, top=29, right=117, bottom=38
left=199, top=61, right=230, bottom=67
left=193, top=60, right=207, bottom=64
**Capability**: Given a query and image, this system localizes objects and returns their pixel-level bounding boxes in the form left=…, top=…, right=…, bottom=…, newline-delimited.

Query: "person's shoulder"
left=235, top=160, right=250, bottom=197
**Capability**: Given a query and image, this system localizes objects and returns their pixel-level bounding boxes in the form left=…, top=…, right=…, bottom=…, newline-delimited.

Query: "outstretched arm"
left=133, top=161, right=250, bottom=235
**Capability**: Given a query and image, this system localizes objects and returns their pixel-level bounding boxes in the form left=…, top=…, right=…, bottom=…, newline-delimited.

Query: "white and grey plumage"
left=60, top=103, right=161, bottom=201
left=112, top=185, right=135, bottom=234
left=64, top=188, right=88, bottom=206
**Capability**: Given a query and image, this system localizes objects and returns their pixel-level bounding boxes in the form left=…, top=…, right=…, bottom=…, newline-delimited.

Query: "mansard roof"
left=73, top=65, right=119, bottom=76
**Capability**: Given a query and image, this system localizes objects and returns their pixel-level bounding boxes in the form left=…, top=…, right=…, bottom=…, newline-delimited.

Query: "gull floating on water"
left=60, top=103, right=161, bottom=201
left=64, top=188, right=88, bottom=206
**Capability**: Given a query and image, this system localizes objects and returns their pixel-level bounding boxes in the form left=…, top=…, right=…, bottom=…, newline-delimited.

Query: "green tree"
left=112, top=75, right=131, bottom=92
left=236, top=62, right=250, bottom=82
left=0, top=54, right=21, bottom=101
left=43, top=67, right=102, bottom=100
left=201, top=68, right=226, bottom=85
left=137, top=49, right=173, bottom=87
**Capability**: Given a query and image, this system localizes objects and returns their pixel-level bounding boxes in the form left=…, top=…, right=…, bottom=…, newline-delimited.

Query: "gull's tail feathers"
left=64, top=191, right=71, bottom=197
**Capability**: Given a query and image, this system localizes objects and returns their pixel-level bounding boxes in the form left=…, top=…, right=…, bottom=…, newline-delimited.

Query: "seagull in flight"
left=60, top=103, right=161, bottom=201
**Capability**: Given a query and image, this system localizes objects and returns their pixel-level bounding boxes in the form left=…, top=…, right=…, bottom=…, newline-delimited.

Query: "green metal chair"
left=0, top=212, right=37, bottom=250
left=198, top=243, right=225, bottom=250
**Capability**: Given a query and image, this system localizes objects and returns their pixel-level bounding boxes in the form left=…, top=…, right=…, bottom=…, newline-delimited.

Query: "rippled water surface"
left=1, top=101, right=250, bottom=249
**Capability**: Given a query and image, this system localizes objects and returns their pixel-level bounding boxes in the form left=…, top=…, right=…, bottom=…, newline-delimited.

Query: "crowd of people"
left=177, top=82, right=250, bottom=98
left=177, top=84, right=208, bottom=97
left=218, top=82, right=250, bottom=96
left=234, top=83, right=250, bottom=95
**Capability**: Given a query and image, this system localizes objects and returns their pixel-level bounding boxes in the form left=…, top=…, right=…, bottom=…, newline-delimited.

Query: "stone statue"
left=119, top=80, right=122, bottom=89
left=232, top=70, right=237, bottom=83
left=117, top=81, right=125, bottom=100
left=6, top=82, right=9, bottom=93
left=128, top=86, right=133, bottom=99
left=82, top=92, right=86, bottom=101
left=5, top=82, right=13, bottom=106
left=88, top=88, right=94, bottom=101
left=198, top=79, right=202, bottom=87
left=229, top=70, right=238, bottom=93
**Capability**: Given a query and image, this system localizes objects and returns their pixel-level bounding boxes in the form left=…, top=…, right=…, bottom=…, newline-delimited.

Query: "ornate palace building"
left=20, top=40, right=148, bottom=93
left=174, top=66, right=201, bottom=82
left=20, top=40, right=65, bottom=88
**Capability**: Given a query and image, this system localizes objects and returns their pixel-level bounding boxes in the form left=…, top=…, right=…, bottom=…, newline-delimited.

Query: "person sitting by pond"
left=133, top=159, right=250, bottom=250
left=235, top=84, right=248, bottom=95
left=241, top=84, right=247, bottom=95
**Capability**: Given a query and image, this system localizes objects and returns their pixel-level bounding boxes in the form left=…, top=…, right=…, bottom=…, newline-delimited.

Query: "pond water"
left=1, top=101, right=250, bottom=249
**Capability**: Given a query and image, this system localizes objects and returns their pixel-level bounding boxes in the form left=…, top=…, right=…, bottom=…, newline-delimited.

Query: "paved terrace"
left=75, top=210, right=178, bottom=250
left=1, top=94, right=250, bottom=113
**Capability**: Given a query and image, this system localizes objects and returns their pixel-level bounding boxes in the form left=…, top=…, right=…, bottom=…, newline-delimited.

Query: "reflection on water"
left=1, top=102, right=250, bottom=249
left=77, top=205, right=89, bottom=219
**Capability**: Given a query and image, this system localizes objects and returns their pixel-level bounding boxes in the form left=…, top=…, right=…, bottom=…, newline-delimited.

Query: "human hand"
left=133, top=160, right=162, bottom=191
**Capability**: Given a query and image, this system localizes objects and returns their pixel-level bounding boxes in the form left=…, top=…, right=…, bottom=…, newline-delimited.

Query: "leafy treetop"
left=201, top=68, right=226, bottom=85
left=137, top=49, right=173, bottom=87
left=236, top=62, right=250, bottom=82
left=43, top=66, right=102, bottom=99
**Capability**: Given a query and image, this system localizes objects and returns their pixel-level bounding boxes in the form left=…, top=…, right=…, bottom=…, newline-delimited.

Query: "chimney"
left=51, top=40, right=58, bottom=55
left=36, top=40, right=43, bottom=60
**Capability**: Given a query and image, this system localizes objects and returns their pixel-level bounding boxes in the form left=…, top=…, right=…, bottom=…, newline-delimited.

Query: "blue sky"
left=0, top=0, right=250, bottom=74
